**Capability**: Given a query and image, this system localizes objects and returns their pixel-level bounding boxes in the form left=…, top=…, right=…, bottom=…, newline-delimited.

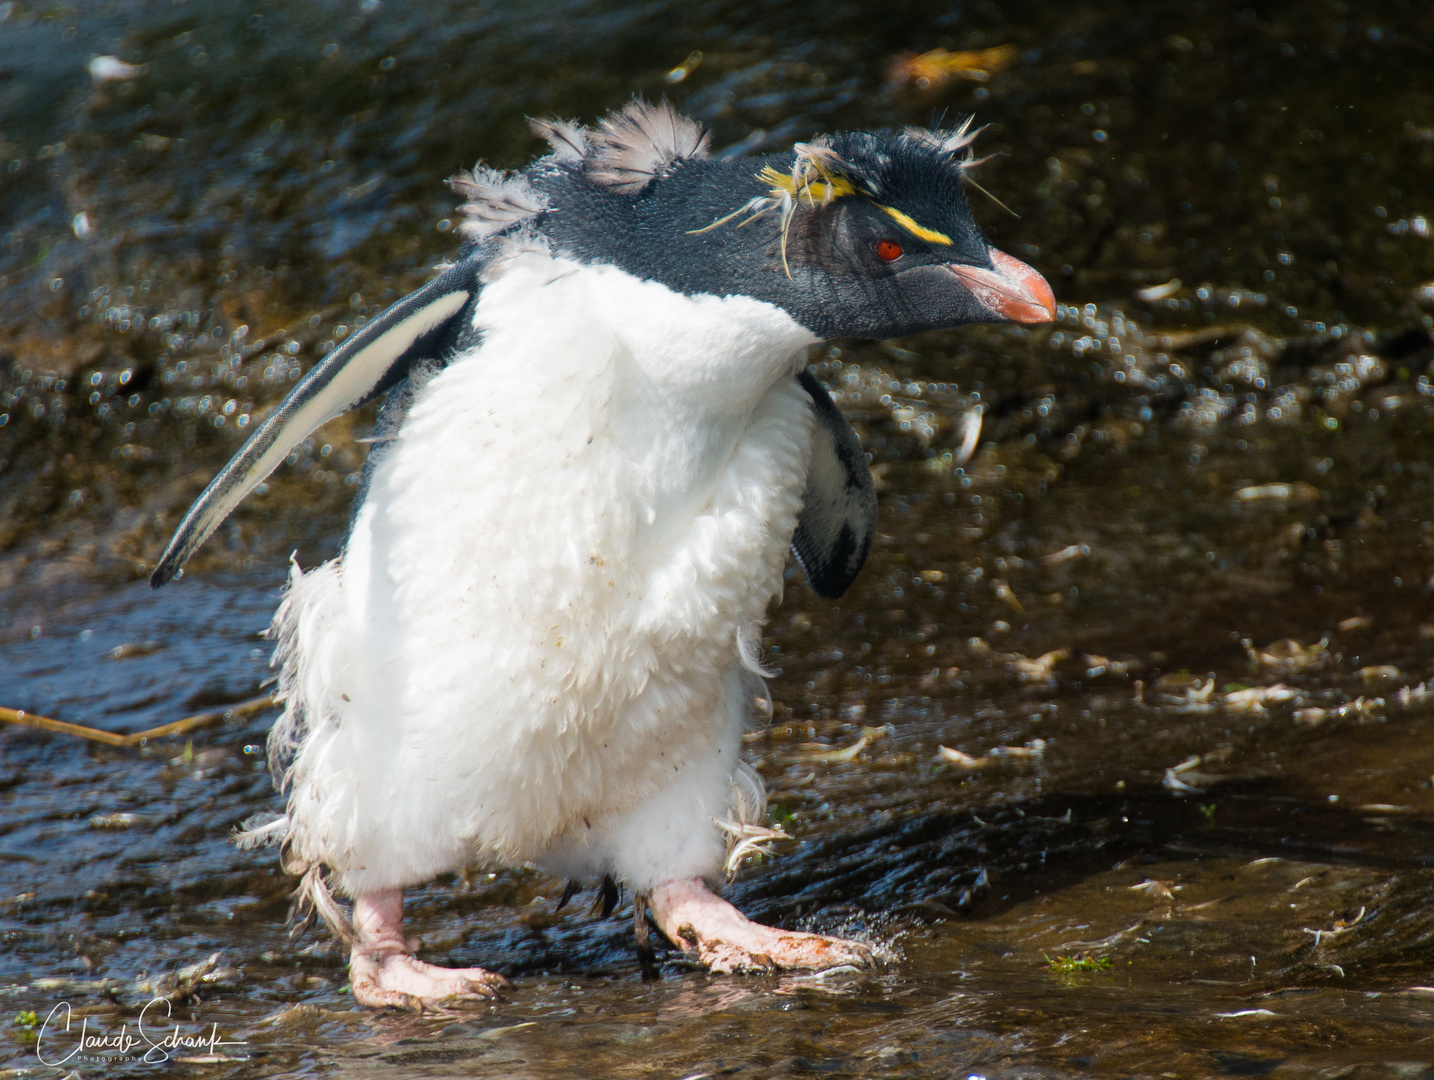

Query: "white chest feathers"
left=274, top=252, right=818, bottom=882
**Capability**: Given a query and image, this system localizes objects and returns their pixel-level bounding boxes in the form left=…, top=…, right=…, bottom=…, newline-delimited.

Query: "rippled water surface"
left=4, top=0, right=1434, bottom=1075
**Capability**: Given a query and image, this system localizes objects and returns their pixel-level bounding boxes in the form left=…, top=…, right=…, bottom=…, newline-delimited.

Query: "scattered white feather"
left=234, top=812, right=288, bottom=849
left=719, top=762, right=782, bottom=876
left=293, top=863, right=354, bottom=944
left=737, top=625, right=776, bottom=678
left=953, top=404, right=984, bottom=465
left=89, top=55, right=145, bottom=83
left=719, top=820, right=789, bottom=877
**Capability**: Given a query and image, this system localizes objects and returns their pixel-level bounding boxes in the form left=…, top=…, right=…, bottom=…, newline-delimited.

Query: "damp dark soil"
left=4, top=0, right=1434, bottom=1076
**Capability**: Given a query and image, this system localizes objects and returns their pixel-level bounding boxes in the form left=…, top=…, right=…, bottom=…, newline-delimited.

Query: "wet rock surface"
left=4, top=0, right=1434, bottom=1075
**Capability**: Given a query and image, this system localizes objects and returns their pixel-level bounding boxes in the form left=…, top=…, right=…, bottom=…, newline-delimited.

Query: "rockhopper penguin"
left=151, top=100, right=1055, bottom=1009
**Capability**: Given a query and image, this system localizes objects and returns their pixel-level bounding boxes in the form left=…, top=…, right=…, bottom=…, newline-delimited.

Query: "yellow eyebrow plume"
left=878, top=205, right=952, bottom=245
left=757, top=164, right=857, bottom=205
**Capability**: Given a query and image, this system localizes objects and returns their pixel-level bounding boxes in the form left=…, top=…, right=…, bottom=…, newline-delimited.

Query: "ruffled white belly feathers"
left=262, top=252, right=818, bottom=896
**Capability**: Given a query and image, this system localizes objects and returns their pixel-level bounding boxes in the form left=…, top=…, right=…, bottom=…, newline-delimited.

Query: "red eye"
left=874, top=239, right=904, bottom=262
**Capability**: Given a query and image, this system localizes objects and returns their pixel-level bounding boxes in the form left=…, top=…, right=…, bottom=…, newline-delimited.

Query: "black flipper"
left=150, top=257, right=484, bottom=587
left=791, top=369, right=878, bottom=599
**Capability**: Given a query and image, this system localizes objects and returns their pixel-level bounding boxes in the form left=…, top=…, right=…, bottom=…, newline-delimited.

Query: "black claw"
left=591, top=873, right=621, bottom=918
left=634, top=894, right=659, bottom=980
left=556, top=878, right=582, bottom=913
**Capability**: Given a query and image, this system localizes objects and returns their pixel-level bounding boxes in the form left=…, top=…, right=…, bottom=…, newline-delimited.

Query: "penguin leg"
left=348, top=889, right=508, bottom=1010
left=649, top=877, right=874, bottom=974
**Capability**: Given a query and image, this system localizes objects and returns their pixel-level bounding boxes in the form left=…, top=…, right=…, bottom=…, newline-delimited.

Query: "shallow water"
left=4, top=0, right=1434, bottom=1075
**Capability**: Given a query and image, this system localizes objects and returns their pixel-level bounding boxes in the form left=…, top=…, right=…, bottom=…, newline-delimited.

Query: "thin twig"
left=0, top=707, right=129, bottom=747
left=122, top=695, right=275, bottom=744
left=0, top=694, right=277, bottom=748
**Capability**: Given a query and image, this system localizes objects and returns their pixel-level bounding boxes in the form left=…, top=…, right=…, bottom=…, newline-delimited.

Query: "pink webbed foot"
left=649, top=877, right=875, bottom=974
left=349, top=951, right=507, bottom=1010
left=349, top=889, right=507, bottom=1011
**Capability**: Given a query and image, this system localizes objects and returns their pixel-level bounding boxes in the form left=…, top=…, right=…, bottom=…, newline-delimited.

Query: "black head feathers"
left=448, top=100, right=1053, bottom=339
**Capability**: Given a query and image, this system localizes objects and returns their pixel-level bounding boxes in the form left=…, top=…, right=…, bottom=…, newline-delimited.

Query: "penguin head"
left=458, top=101, right=1055, bottom=341
left=724, top=127, right=1057, bottom=339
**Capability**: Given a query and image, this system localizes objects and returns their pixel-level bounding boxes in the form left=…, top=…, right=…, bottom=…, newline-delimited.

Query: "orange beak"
left=949, top=248, right=1056, bottom=324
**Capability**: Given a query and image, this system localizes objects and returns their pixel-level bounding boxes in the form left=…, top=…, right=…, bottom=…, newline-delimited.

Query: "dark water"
left=4, top=0, right=1434, bottom=1075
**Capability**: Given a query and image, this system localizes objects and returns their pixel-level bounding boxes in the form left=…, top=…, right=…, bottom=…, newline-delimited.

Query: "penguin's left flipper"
left=150, top=257, right=484, bottom=587
left=791, top=369, right=878, bottom=600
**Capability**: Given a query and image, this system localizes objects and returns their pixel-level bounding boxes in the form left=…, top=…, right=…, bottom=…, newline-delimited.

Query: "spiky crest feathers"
left=529, top=100, right=712, bottom=188
left=449, top=100, right=710, bottom=242
left=449, top=100, right=982, bottom=250
left=448, top=165, right=550, bottom=242
left=582, top=99, right=711, bottom=193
